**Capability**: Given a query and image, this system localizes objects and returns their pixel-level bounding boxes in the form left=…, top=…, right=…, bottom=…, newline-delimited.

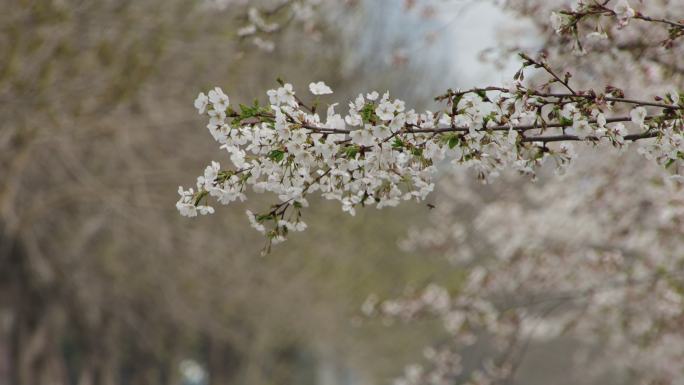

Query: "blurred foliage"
left=0, top=1, right=459, bottom=385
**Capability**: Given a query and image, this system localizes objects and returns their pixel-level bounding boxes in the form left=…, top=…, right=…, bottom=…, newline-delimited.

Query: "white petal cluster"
left=549, top=11, right=569, bottom=34
left=308, top=81, right=333, bottom=95
left=630, top=106, right=647, bottom=127
left=180, top=83, right=443, bottom=249
left=178, top=78, right=683, bottom=251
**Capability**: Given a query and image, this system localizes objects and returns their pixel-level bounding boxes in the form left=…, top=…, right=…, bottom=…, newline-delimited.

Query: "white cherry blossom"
left=309, top=81, right=333, bottom=95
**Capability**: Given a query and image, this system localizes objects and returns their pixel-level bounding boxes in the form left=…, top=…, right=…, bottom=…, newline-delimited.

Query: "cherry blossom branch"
left=520, top=129, right=658, bottom=143
left=177, top=71, right=682, bottom=252
left=552, top=0, right=684, bottom=50
left=559, top=5, right=684, bottom=30
left=242, top=110, right=675, bottom=136
left=436, top=86, right=683, bottom=111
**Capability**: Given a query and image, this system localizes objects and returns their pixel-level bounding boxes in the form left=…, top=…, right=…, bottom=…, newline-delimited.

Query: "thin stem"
left=520, top=130, right=657, bottom=143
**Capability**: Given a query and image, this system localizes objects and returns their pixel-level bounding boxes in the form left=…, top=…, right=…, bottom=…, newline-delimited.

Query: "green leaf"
left=268, top=149, right=286, bottom=162
left=447, top=135, right=460, bottom=149
left=217, top=170, right=234, bottom=182
left=559, top=117, right=574, bottom=126
left=257, top=214, right=275, bottom=222
left=361, top=103, right=376, bottom=124
left=392, top=138, right=405, bottom=149
left=343, top=145, right=360, bottom=158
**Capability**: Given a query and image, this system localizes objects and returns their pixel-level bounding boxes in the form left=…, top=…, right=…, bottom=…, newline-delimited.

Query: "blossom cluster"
left=550, top=0, right=683, bottom=51
left=177, top=59, right=683, bottom=252
left=533, top=0, right=684, bottom=67
left=550, top=0, right=637, bottom=36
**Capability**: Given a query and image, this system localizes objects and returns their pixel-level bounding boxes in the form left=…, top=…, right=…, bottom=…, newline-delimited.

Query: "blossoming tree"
left=178, top=0, right=683, bottom=382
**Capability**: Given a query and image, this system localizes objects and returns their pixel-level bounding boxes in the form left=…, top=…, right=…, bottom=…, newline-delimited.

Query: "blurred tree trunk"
left=207, top=338, right=241, bottom=385
left=1, top=222, right=67, bottom=385
left=13, top=292, right=67, bottom=385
